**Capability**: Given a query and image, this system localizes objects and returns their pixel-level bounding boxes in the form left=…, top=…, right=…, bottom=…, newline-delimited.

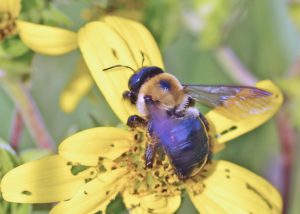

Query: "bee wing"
left=183, top=84, right=274, bottom=120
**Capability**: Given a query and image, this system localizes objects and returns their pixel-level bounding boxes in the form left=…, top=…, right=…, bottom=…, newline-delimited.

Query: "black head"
left=128, top=66, right=164, bottom=93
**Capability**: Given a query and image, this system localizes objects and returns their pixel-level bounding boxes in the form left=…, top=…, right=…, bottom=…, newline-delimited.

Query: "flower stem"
left=9, top=109, right=23, bottom=151
left=1, top=78, right=55, bottom=150
left=276, top=110, right=295, bottom=214
left=287, top=55, right=300, bottom=77
left=216, top=46, right=257, bottom=85
left=216, top=45, right=296, bottom=214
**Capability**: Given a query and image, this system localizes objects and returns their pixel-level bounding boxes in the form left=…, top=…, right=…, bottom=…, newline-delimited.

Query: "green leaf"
left=289, top=2, right=300, bottom=31
left=21, top=0, right=45, bottom=13
left=278, top=78, right=300, bottom=130
left=0, top=36, right=33, bottom=76
left=0, top=140, right=32, bottom=214
left=144, top=0, right=181, bottom=49
left=215, top=119, right=280, bottom=175
left=0, top=141, right=19, bottom=176
left=176, top=191, right=198, bottom=214
left=164, top=29, right=231, bottom=85
left=195, top=0, right=232, bottom=48
left=70, top=165, right=90, bottom=176
left=10, top=203, right=32, bottom=214
left=0, top=89, right=14, bottom=142
left=41, top=5, right=73, bottom=27
left=0, top=36, right=30, bottom=59
left=106, top=194, right=128, bottom=214
left=29, top=52, right=119, bottom=146
left=228, top=0, right=300, bottom=78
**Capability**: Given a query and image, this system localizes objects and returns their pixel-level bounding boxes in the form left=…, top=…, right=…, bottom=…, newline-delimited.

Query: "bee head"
left=135, top=71, right=188, bottom=116
left=128, top=66, right=164, bottom=93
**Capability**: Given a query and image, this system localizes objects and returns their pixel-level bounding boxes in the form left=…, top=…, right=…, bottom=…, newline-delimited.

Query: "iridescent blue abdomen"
left=148, top=106, right=209, bottom=179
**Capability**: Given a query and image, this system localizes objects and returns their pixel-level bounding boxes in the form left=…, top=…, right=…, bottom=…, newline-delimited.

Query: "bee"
left=103, top=63, right=272, bottom=180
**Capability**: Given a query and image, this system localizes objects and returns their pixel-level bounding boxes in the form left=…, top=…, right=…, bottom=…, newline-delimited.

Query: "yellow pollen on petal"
left=0, top=12, right=17, bottom=41
left=112, top=130, right=183, bottom=199
left=184, top=165, right=210, bottom=196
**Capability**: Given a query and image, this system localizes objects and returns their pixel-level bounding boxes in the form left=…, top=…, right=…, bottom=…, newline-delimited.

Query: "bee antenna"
left=102, top=65, right=136, bottom=73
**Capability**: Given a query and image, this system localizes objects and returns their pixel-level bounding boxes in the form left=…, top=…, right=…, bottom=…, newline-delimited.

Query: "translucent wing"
left=184, top=84, right=273, bottom=120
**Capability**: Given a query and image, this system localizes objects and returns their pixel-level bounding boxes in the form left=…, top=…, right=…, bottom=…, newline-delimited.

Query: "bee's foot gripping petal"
left=123, top=90, right=137, bottom=104
left=127, top=115, right=147, bottom=128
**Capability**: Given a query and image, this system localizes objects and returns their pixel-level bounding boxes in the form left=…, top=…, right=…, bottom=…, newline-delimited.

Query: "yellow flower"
left=0, top=0, right=77, bottom=50
left=0, top=0, right=80, bottom=112
left=1, top=16, right=283, bottom=213
left=0, top=0, right=20, bottom=40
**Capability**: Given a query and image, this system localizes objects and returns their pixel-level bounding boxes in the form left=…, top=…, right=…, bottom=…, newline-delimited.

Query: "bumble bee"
left=104, top=64, right=272, bottom=180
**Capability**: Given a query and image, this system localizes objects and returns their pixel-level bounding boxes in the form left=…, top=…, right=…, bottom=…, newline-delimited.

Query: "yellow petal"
left=122, top=191, right=181, bottom=214
left=186, top=160, right=282, bottom=214
left=0, top=155, right=97, bottom=203
left=0, top=0, right=20, bottom=18
left=59, top=127, right=132, bottom=166
left=50, top=168, right=127, bottom=214
left=78, top=21, right=137, bottom=124
left=16, top=20, right=78, bottom=55
left=79, top=16, right=163, bottom=124
left=103, top=16, right=164, bottom=68
left=206, top=80, right=283, bottom=144
left=60, top=57, right=94, bottom=112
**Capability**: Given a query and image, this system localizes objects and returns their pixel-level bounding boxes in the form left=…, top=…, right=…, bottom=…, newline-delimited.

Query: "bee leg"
left=186, top=97, right=196, bottom=107
left=199, top=112, right=210, bottom=131
left=145, top=136, right=159, bottom=168
left=127, top=115, right=147, bottom=128
left=206, top=133, right=213, bottom=164
left=207, top=150, right=213, bottom=163
left=169, top=98, right=196, bottom=118
left=166, top=108, right=182, bottom=118
left=123, top=90, right=137, bottom=104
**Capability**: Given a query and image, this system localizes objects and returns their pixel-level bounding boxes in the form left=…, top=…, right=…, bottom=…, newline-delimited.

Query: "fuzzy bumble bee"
left=104, top=64, right=272, bottom=180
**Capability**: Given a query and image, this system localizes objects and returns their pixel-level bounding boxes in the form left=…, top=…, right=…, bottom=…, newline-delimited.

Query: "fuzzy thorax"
left=136, top=73, right=188, bottom=116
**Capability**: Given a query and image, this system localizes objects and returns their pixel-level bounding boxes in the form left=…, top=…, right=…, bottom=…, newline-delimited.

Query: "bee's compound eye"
left=159, top=80, right=171, bottom=91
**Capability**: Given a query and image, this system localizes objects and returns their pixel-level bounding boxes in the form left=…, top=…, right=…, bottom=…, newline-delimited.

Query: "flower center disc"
left=0, top=12, right=17, bottom=41
left=121, top=130, right=183, bottom=197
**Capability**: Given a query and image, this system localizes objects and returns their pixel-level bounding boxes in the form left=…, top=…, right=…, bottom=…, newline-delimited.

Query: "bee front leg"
left=127, top=115, right=147, bottom=128
left=142, top=95, right=160, bottom=168
left=123, top=90, right=137, bottom=104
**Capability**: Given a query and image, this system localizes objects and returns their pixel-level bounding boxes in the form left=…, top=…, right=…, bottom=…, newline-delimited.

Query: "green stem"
left=287, top=55, right=300, bottom=77
left=1, top=78, right=55, bottom=150
left=276, top=109, right=296, bottom=214
left=9, top=109, right=23, bottom=151
left=216, top=46, right=257, bottom=85
left=216, top=45, right=296, bottom=214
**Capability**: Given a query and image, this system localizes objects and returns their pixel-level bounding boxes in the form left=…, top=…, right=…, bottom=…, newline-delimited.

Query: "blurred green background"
left=1, top=0, right=300, bottom=213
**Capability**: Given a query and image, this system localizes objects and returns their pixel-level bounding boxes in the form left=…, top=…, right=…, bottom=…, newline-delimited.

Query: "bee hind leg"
left=145, top=136, right=159, bottom=168
left=199, top=112, right=210, bottom=131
